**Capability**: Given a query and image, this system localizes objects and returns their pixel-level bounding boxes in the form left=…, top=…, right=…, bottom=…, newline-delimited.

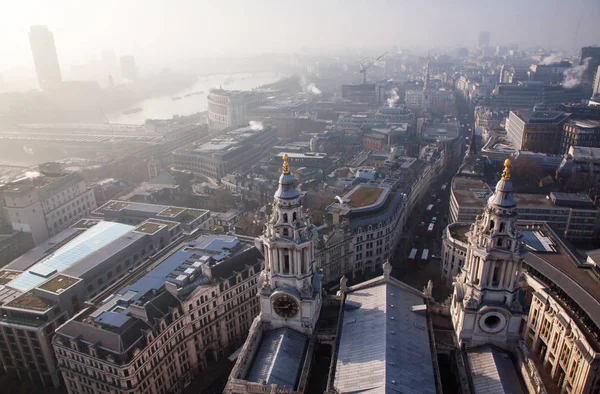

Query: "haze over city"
left=1, top=1, right=600, bottom=394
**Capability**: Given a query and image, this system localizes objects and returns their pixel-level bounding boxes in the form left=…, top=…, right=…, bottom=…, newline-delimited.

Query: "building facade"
left=207, top=89, right=266, bottom=131
left=172, top=125, right=277, bottom=181
left=53, top=234, right=262, bottom=394
left=506, top=110, right=570, bottom=154
left=0, top=218, right=182, bottom=388
left=29, top=26, right=62, bottom=92
left=2, top=167, right=97, bottom=245
left=561, top=119, right=600, bottom=153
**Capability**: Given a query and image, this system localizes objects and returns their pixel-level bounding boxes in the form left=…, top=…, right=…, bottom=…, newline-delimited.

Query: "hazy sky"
left=2, top=0, right=600, bottom=71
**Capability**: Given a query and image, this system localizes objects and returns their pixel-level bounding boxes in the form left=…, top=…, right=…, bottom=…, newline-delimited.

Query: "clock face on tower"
left=272, top=293, right=299, bottom=318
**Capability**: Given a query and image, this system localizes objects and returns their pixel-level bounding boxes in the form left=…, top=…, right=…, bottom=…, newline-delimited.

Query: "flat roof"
left=5, top=222, right=134, bottom=293
left=38, top=274, right=80, bottom=293
left=513, top=110, right=569, bottom=124
left=452, top=176, right=492, bottom=207
left=570, top=146, right=600, bottom=160
left=4, top=292, right=55, bottom=312
left=448, top=223, right=470, bottom=243
left=347, top=186, right=385, bottom=208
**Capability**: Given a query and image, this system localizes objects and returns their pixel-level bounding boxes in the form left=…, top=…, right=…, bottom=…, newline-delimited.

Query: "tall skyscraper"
left=119, top=55, right=138, bottom=81
left=29, top=26, right=62, bottom=92
left=580, top=46, right=600, bottom=93
left=478, top=31, right=491, bottom=48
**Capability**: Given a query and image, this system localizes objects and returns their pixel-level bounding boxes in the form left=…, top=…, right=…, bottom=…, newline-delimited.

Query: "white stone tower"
left=257, top=154, right=322, bottom=334
left=422, top=56, right=432, bottom=111
left=451, top=159, right=525, bottom=350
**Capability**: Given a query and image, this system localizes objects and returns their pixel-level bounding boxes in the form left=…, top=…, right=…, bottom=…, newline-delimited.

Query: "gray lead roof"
left=334, top=281, right=437, bottom=394
left=246, top=328, right=308, bottom=390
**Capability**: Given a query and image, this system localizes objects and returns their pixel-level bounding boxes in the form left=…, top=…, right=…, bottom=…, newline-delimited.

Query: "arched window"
left=283, top=228, right=289, bottom=237
left=283, top=213, right=288, bottom=223
left=489, top=220, right=495, bottom=231
left=292, top=212, right=297, bottom=221
left=499, top=222, right=505, bottom=233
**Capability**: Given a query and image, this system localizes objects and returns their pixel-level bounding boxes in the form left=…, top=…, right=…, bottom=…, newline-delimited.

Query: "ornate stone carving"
left=383, top=261, right=392, bottom=280
left=301, top=278, right=313, bottom=298
left=423, top=280, right=434, bottom=299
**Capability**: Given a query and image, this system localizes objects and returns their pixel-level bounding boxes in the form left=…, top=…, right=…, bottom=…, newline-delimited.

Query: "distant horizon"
left=1, top=0, right=599, bottom=74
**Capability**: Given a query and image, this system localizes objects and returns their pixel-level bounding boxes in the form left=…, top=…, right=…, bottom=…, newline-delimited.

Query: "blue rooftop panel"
left=8, top=222, right=134, bottom=292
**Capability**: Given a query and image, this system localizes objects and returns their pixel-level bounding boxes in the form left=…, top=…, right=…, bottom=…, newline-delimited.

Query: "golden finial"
left=282, top=154, right=290, bottom=174
left=502, top=159, right=511, bottom=180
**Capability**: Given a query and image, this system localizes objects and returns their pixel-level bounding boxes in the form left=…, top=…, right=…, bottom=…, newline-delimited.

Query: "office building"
left=173, top=124, right=276, bottom=181
left=0, top=230, right=34, bottom=268
left=0, top=218, right=182, bottom=388
left=207, top=89, right=266, bottom=131
left=529, top=61, right=572, bottom=84
left=29, top=26, right=62, bottom=92
left=505, top=110, right=570, bottom=154
left=53, top=234, right=262, bottom=394
left=561, top=119, right=600, bottom=153
left=580, top=46, right=600, bottom=93
left=478, top=31, right=491, bottom=48
left=593, top=65, right=600, bottom=98
left=341, top=84, right=378, bottom=105
left=1, top=164, right=97, bottom=245
left=449, top=175, right=599, bottom=241
left=322, top=183, right=406, bottom=282
left=119, top=55, right=137, bottom=81
left=486, top=82, right=586, bottom=112
left=557, top=146, right=600, bottom=181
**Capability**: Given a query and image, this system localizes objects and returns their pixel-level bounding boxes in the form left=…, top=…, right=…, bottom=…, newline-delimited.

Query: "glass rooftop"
left=7, top=222, right=134, bottom=292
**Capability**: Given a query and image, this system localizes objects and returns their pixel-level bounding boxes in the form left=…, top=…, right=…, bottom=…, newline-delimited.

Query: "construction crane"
left=359, top=52, right=387, bottom=84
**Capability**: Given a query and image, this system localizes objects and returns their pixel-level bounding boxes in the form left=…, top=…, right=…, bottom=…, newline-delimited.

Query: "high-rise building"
left=593, top=65, right=600, bottom=98
left=505, top=109, right=570, bottom=154
left=119, top=55, right=137, bottom=81
left=580, top=46, right=600, bottom=93
left=478, top=31, right=491, bottom=48
left=29, top=26, right=62, bottom=92
left=207, top=89, right=266, bottom=131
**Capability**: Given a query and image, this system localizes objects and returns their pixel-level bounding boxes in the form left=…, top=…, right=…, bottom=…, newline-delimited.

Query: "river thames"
left=106, top=71, right=281, bottom=124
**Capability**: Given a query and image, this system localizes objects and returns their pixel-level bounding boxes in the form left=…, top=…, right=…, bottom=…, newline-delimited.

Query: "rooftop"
left=513, top=110, right=569, bottom=124
left=133, top=221, right=165, bottom=235
left=466, top=346, right=524, bottom=394
left=4, top=292, right=55, bottom=312
left=3, top=221, right=134, bottom=293
left=566, top=119, right=600, bottom=129
left=448, top=223, right=470, bottom=243
left=570, top=146, right=600, bottom=160
left=38, top=274, right=80, bottom=293
left=158, top=206, right=184, bottom=217
left=451, top=176, right=492, bottom=207
left=347, top=186, right=385, bottom=208
left=246, top=328, right=308, bottom=390
left=333, top=278, right=437, bottom=394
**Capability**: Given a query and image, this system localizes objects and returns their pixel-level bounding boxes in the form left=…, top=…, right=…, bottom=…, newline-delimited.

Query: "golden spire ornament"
left=502, top=159, right=511, bottom=181
left=282, top=153, right=290, bottom=174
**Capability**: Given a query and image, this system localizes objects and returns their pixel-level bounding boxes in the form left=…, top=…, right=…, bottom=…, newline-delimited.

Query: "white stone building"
left=53, top=234, right=263, bottom=394
left=2, top=166, right=96, bottom=245
left=207, top=89, right=266, bottom=131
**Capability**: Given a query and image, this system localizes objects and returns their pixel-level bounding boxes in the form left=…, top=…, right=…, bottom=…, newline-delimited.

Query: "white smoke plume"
left=300, top=76, right=322, bottom=95
left=387, top=88, right=400, bottom=108
left=562, top=57, right=591, bottom=88
left=307, top=83, right=322, bottom=95
left=23, top=145, right=34, bottom=155
left=540, top=53, right=563, bottom=65
left=249, top=120, right=264, bottom=131
left=24, top=171, right=41, bottom=179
